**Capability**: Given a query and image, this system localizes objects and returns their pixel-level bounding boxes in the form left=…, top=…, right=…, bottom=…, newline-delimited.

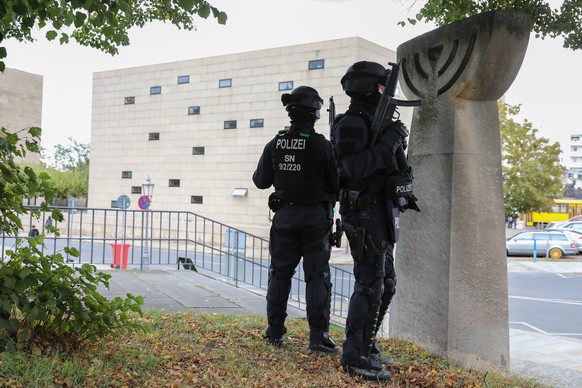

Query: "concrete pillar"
left=391, top=10, right=531, bottom=372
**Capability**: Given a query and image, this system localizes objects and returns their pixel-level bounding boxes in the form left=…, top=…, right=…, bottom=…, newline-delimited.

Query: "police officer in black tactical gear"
left=331, top=61, right=419, bottom=381
left=252, top=86, right=339, bottom=355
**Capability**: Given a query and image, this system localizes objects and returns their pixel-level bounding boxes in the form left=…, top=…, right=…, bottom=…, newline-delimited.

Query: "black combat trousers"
left=341, top=200, right=396, bottom=366
left=267, top=204, right=333, bottom=335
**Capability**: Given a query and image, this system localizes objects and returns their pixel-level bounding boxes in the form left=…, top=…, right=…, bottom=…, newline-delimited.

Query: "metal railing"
left=2, top=206, right=355, bottom=320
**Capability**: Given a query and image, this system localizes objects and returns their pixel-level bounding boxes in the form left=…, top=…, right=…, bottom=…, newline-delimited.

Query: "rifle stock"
left=370, top=61, right=421, bottom=144
left=328, top=96, right=336, bottom=138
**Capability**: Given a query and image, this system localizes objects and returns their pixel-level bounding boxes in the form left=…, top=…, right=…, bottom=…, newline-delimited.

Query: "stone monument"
left=391, top=10, right=531, bottom=371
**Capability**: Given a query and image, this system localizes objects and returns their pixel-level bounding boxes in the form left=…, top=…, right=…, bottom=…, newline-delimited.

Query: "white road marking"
left=509, top=295, right=582, bottom=306
left=509, top=321, right=548, bottom=334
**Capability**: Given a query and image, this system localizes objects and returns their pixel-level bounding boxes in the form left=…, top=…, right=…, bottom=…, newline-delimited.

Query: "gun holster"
left=340, top=190, right=371, bottom=214
left=342, top=222, right=365, bottom=262
left=268, top=193, right=284, bottom=212
left=331, top=218, right=343, bottom=248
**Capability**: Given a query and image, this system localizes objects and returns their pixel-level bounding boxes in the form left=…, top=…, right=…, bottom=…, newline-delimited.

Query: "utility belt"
left=340, top=190, right=374, bottom=214
left=340, top=171, right=413, bottom=211
left=268, top=192, right=331, bottom=212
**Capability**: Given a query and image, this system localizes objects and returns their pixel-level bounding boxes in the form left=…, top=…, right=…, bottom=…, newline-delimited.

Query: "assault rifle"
left=327, top=96, right=342, bottom=247
left=328, top=96, right=336, bottom=138
left=370, top=60, right=421, bottom=146
left=372, top=60, right=421, bottom=212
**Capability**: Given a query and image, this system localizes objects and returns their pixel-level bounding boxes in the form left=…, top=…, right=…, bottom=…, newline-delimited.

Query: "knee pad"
left=269, top=267, right=295, bottom=280
left=304, top=271, right=330, bottom=283
left=354, top=281, right=384, bottom=303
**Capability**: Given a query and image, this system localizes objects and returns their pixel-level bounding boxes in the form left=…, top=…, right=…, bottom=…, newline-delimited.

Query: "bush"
left=0, top=237, right=147, bottom=353
left=0, top=127, right=147, bottom=353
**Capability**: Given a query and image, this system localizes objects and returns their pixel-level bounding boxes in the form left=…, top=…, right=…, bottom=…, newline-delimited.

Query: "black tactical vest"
left=271, top=130, right=322, bottom=204
left=333, top=114, right=386, bottom=194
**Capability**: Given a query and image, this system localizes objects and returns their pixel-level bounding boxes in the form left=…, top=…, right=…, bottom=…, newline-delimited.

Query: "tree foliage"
left=0, top=127, right=145, bottom=353
left=500, top=102, right=565, bottom=214
left=0, top=126, right=54, bottom=234
left=0, top=0, right=227, bottom=71
left=563, top=182, right=582, bottom=199
left=40, top=138, right=90, bottom=198
left=26, top=163, right=89, bottom=199
left=401, top=0, right=581, bottom=51
left=49, top=138, right=90, bottom=171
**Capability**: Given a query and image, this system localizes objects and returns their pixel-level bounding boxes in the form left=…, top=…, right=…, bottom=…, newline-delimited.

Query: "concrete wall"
left=0, top=68, right=43, bottom=164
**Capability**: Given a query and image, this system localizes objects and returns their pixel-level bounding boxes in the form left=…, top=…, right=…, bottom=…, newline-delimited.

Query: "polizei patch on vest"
left=275, top=138, right=306, bottom=150
left=396, top=183, right=413, bottom=195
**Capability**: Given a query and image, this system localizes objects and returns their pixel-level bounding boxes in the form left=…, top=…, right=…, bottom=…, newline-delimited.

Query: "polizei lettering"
left=396, top=183, right=413, bottom=195
left=275, top=138, right=306, bottom=150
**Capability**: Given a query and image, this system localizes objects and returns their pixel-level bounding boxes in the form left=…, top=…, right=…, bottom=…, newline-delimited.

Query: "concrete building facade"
left=89, top=37, right=406, bottom=238
left=565, top=134, right=582, bottom=188
left=0, top=68, right=43, bottom=164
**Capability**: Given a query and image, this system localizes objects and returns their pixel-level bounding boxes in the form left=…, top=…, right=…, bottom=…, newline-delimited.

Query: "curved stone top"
left=397, top=10, right=532, bottom=101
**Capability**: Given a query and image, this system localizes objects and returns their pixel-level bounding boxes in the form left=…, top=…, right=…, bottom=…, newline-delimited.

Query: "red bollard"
left=110, top=243, right=131, bottom=269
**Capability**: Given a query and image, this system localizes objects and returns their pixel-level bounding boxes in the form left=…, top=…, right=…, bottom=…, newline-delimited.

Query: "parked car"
left=569, top=215, right=582, bottom=221
left=506, top=231, right=577, bottom=259
left=545, top=228, right=582, bottom=254
left=545, top=221, right=570, bottom=229
left=555, top=221, right=582, bottom=232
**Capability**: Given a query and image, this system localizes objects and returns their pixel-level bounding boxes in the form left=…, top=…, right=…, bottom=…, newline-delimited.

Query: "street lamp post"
left=142, top=176, right=155, bottom=270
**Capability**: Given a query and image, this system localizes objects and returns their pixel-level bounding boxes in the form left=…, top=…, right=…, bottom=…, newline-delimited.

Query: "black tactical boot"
left=308, top=331, right=338, bottom=355
left=264, top=325, right=286, bottom=347
left=370, top=341, right=393, bottom=365
left=342, top=356, right=391, bottom=381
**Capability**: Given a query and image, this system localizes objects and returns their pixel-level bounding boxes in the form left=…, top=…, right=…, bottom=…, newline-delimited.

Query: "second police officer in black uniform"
left=253, top=86, right=339, bottom=355
left=331, top=61, right=419, bottom=380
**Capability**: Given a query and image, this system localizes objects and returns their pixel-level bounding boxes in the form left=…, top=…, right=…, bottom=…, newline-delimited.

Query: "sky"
left=3, top=0, right=581, bottom=153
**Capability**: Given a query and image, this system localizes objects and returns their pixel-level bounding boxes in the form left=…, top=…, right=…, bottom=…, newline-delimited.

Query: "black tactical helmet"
left=281, top=86, right=323, bottom=111
left=341, top=61, right=388, bottom=94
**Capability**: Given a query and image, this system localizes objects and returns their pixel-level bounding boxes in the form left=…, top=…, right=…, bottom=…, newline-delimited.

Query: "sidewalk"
left=97, top=257, right=582, bottom=388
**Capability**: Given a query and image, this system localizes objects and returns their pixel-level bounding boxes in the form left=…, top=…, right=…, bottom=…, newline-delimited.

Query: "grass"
left=0, top=312, right=547, bottom=387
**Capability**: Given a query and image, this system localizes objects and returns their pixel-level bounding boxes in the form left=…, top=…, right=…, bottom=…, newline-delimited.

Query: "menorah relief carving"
left=390, top=11, right=532, bottom=372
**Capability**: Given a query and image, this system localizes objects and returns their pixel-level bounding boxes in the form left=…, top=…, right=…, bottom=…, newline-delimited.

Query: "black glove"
left=387, top=120, right=409, bottom=138
left=398, top=194, right=420, bottom=213
left=378, top=120, right=409, bottom=153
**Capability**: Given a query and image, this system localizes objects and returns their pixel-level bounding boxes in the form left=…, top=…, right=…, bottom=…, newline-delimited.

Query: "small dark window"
left=111, top=200, right=118, bottom=208
left=250, top=119, right=264, bottom=128
left=169, top=179, right=181, bottom=187
left=177, top=75, right=190, bottom=84
left=131, top=186, right=142, bottom=194
left=150, top=86, right=161, bottom=95
left=188, top=106, right=200, bottom=115
left=192, top=147, right=205, bottom=155
left=278, top=81, right=293, bottom=91
left=219, top=79, right=232, bottom=88
left=149, top=132, right=160, bottom=141
left=224, top=120, right=237, bottom=130
left=308, top=59, right=325, bottom=70
left=121, top=171, right=132, bottom=179
left=124, top=96, right=135, bottom=105
left=191, top=196, right=203, bottom=204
